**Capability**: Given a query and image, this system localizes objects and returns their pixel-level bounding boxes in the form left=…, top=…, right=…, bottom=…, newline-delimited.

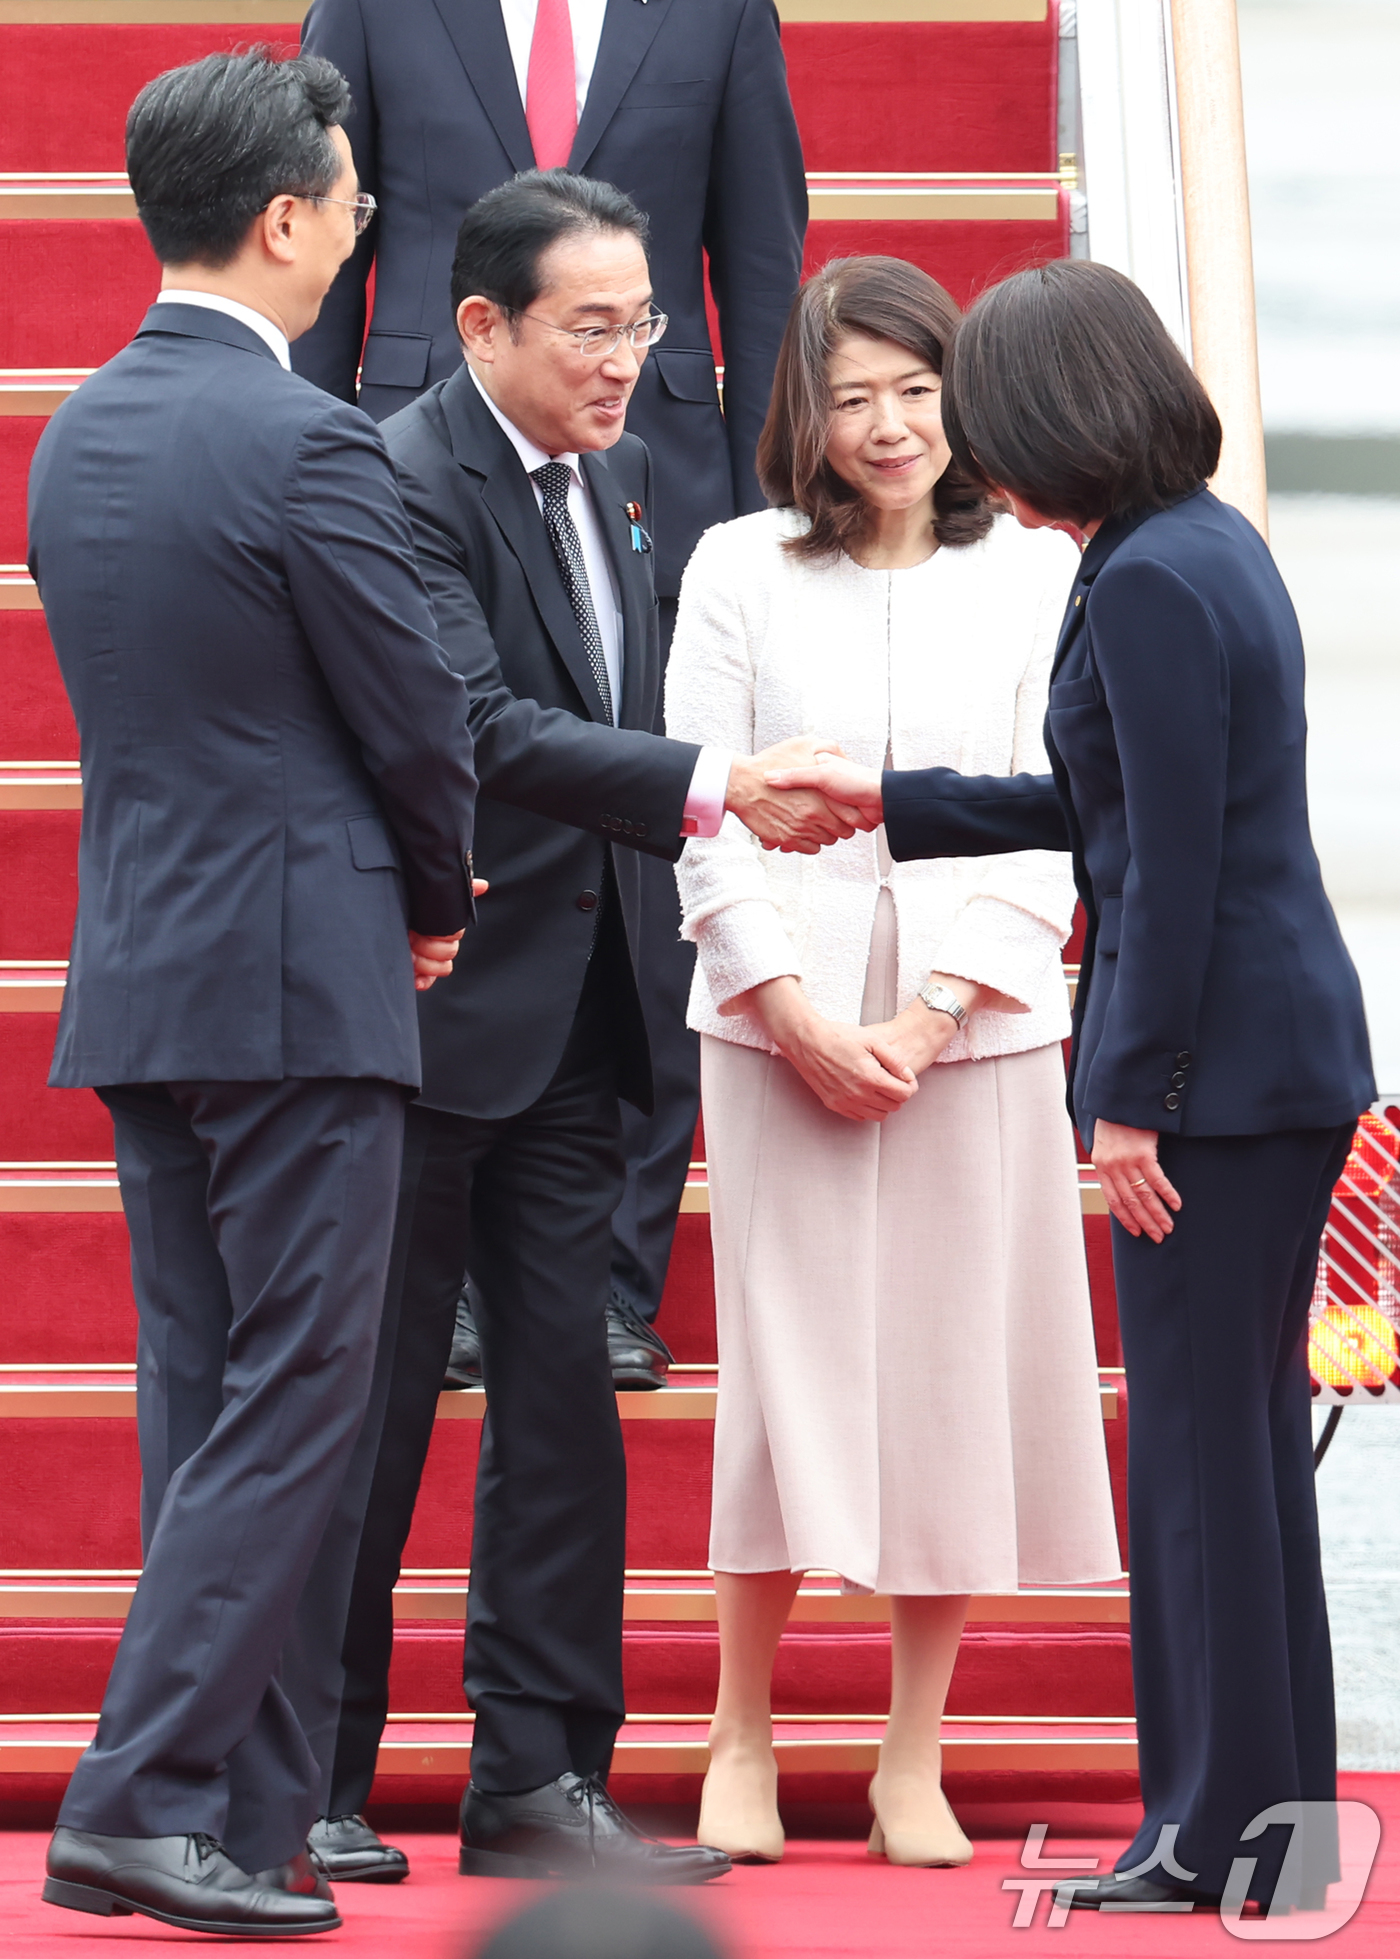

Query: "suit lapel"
left=442, top=371, right=612, bottom=726
left=431, top=0, right=534, bottom=172
left=582, top=449, right=648, bottom=730
left=1052, top=508, right=1156, bottom=676
left=570, top=0, right=674, bottom=171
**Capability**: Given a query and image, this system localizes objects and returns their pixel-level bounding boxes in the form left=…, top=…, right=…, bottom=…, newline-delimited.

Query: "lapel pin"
left=625, top=501, right=652, bottom=552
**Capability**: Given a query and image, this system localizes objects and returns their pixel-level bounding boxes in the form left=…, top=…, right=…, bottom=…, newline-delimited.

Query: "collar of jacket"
left=438, top=363, right=647, bottom=729
left=134, top=302, right=281, bottom=364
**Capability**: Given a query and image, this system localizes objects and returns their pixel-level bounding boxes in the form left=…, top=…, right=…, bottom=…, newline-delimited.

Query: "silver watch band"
left=918, top=982, right=967, bottom=1025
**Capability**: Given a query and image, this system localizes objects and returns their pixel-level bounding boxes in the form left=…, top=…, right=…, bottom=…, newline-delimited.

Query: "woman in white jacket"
left=667, top=259, right=1121, bottom=1868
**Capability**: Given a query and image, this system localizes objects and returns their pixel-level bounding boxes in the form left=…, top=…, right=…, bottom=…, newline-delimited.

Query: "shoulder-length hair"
left=941, top=259, right=1222, bottom=526
left=756, top=257, right=995, bottom=562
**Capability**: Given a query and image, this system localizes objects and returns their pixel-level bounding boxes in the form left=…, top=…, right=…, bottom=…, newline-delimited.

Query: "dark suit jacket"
left=294, top=0, right=807, bottom=597
left=882, top=490, right=1374, bottom=1139
left=383, top=364, right=701, bottom=1121
left=28, top=303, right=478, bottom=1092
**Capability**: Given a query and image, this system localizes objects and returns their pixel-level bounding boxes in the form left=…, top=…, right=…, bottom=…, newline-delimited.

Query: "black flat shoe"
left=606, top=1288, right=673, bottom=1390
left=1059, top=1873, right=1222, bottom=1912
left=308, top=1813, right=410, bottom=1883
left=459, top=1773, right=730, bottom=1883
left=43, top=1827, right=340, bottom=1934
left=443, top=1281, right=483, bottom=1389
left=254, top=1851, right=334, bottom=1901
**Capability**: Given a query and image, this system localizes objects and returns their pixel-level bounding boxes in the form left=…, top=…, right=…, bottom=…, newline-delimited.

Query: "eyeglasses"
left=520, top=308, right=669, bottom=359
left=292, top=190, right=378, bottom=235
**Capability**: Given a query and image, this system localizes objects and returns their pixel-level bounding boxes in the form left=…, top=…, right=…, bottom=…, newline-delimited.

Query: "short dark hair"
left=449, top=169, right=649, bottom=320
left=941, top=259, right=1222, bottom=525
left=126, top=49, right=352, bottom=268
left=756, top=256, right=995, bottom=562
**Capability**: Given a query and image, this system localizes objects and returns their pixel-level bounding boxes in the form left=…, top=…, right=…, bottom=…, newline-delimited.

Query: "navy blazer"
left=294, top=0, right=807, bottom=598
left=883, top=490, right=1374, bottom=1139
left=29, top=304, right=478, bottom=1092
left=382, top=364, right=700, bottom=1122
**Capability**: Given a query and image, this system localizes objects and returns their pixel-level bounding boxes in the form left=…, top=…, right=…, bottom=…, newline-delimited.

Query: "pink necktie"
left=526, top=0, right=577, bottom=170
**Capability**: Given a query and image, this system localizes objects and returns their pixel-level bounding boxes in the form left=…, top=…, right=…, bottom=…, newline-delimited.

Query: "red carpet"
left=2, top=1778, right=1397, bottom=1956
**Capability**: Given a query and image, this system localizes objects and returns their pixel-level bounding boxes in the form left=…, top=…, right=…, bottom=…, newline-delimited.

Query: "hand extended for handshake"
left=724, top=739, right=884, bottom=854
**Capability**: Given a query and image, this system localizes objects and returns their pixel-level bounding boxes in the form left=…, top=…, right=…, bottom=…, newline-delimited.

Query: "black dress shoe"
left=443, top=1281, right=483, bottom=1389
left=308, top=1813, right=410, bottom=1883
left=459, top=1773, right=730, bottom=1883
left=254, top=1851, right=334, bottom=1901
left=43, top=1827, right=340, bottom=1934
left=1059, top=1873, right=1222, bottom=1912
left=606, top=1288, right=673, bottom=1390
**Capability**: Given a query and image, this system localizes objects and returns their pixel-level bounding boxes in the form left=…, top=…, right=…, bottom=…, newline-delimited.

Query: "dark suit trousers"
left=330, top=952, right=628, bottom=1808
left=1112, top=1123, right=1351, bottom=1901
left=57, top=1077, right=405, bottom=1873
left=612, top=597, right=701, bottom=1319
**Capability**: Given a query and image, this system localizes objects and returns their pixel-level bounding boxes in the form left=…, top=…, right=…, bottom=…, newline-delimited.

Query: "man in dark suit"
left=27, top=52, right=478, bottom=1934
left=295, top=0, right=808, bottom=1379
left=308, top=170, right=846, bottom=1887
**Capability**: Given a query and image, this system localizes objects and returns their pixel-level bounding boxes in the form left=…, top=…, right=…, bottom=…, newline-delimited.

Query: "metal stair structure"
left=0, top=0, right=1143, bottom=1813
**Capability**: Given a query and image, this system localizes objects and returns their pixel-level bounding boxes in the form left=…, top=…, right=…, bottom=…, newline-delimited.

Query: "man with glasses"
left=296, top=0, right=808, bottom=1400
left=308, top=171, right=848, bottom=1886
left=28, top=52, right=478, bottom=1932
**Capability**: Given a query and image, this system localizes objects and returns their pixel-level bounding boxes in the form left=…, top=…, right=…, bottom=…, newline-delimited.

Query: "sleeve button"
left=1176, top=1052, right=1192, bottom=1066
left=1170, top=1071, right=1187, bottom=1089
left=1164, top=1092, right=1181, bottom=1111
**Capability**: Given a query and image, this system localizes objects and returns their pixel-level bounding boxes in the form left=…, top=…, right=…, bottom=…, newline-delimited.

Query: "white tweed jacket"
left=666, top=508, right=1082, bottom=1061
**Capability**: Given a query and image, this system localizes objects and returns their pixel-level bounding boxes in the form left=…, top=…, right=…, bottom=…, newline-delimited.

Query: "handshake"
left=722, top=739, right=886, bottom=854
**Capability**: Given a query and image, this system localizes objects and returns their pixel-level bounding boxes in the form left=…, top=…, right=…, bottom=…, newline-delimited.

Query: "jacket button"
left=576, top=890, right=599, bottom=912
left=621, top=819, right=635, bottom=836
left=1177, top=1052, right=1192, bottom=1066
left=1164, top=1092, right=1181, bottom=1111
left=634, top=821, right=648, bottom=839
left=1170, top=1071, right=1187, bottom=1089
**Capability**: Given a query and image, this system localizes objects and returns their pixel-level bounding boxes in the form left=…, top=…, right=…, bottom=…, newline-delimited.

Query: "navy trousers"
left=1113, top=1122, right=1353, bottom=1901
left=57, top=1076, right=405, bottom=1872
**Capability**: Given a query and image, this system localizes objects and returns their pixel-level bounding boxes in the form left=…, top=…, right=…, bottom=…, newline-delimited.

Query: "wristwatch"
left=917, top=981, right=967, bottom=1026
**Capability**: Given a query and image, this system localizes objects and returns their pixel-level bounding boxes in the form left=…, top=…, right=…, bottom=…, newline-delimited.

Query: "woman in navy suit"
left=771, top=261, right=1375, bottom=1912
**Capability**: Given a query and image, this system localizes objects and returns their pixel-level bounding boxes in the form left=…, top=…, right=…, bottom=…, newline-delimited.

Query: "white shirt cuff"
left=680, top=746, right=732, bottom=838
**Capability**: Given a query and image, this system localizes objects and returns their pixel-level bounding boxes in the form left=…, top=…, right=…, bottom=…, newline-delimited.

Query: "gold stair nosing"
left=0, top=1370, right=1120, bottom=1420
left=0, top=4, right=1048, bottom=27
left=0, top=169, right=1058, bottom=225
left=0, top=1573, right=1131, bottom=1624
left=0, top=1722, right=1135, bottom=1778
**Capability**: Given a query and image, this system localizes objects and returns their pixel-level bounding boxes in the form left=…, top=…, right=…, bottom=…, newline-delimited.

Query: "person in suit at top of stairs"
left=26, top=50, right=480, bottom=1935
left=293, top=0, right=808, bottom=1391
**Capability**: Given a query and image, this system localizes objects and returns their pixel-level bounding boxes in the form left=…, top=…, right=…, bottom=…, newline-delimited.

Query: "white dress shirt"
left=499, top=0, right=610, bottom=120
left=155, top=289, right=291, bottom=369
left=468, top=367, right=729, bottom=835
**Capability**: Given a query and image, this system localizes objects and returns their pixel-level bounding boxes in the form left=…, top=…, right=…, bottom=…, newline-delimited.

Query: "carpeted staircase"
left=0, top=0, right=1137, bottom=1819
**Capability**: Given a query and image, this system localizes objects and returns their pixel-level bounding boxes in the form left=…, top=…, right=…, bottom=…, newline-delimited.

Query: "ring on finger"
left=1129, top=1177, right=1149, bottom=1188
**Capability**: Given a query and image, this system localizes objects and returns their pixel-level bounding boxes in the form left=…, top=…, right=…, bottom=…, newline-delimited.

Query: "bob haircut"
left=941, top=259, right=1222, bottom=526
left=756, top=256, right=995, bottom=562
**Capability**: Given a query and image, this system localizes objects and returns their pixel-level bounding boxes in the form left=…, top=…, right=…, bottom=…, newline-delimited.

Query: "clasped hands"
left=409, top=876, right=490, bottom=991
left=724, top=741, right=885, bottom=854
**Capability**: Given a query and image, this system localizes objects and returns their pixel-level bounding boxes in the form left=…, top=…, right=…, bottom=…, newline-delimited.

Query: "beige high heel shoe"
left=697, top=1743, right=785, bottom=1863
left=868, top=1774, right=973, bottom=1868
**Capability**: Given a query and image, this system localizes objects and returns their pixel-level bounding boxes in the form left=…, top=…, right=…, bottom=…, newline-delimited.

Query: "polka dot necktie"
left=532, top=460, right=614, bottom=724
